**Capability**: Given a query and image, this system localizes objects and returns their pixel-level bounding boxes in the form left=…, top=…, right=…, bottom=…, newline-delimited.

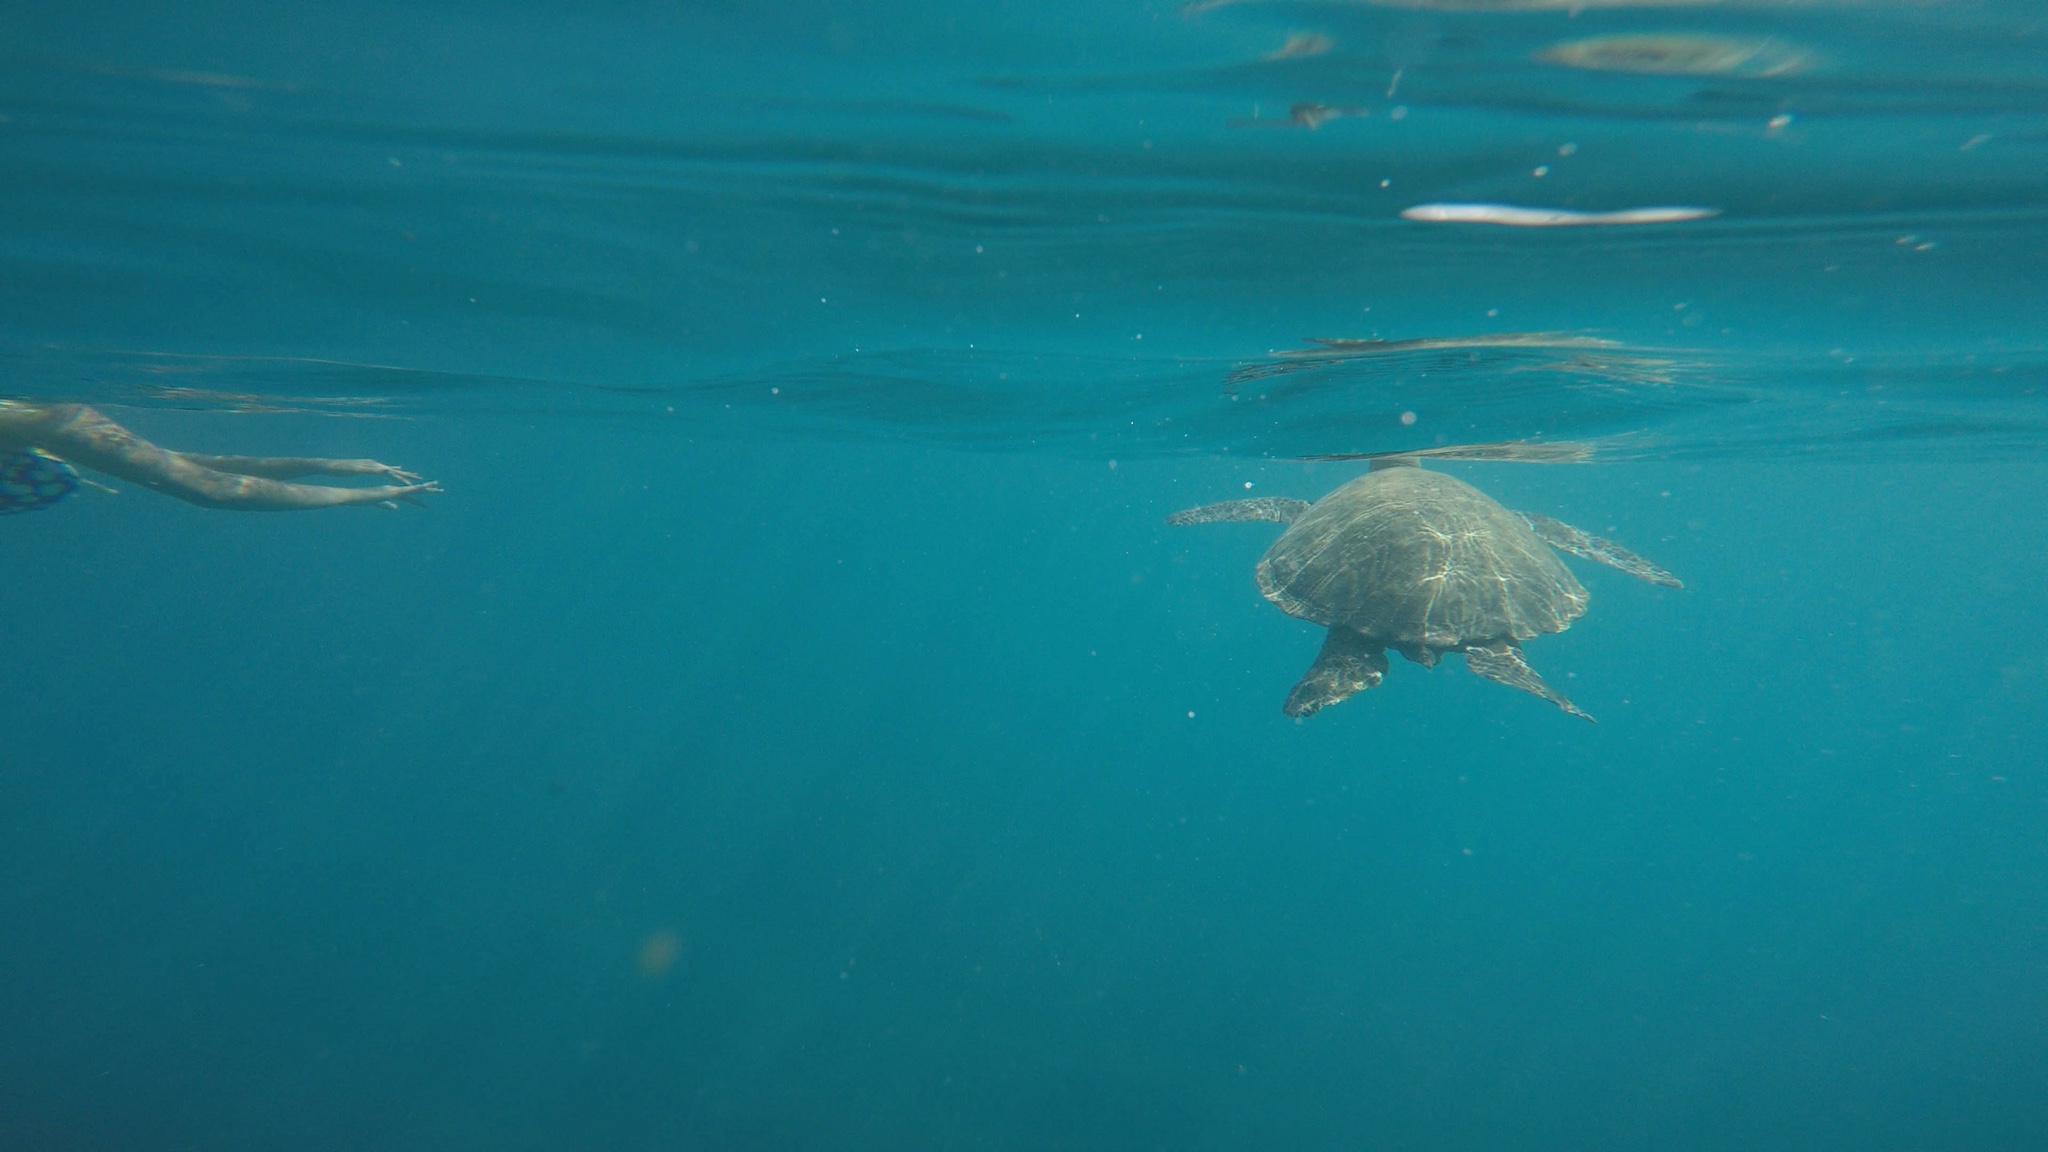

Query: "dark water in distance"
left=4, top=2, right=2047, bottom=1150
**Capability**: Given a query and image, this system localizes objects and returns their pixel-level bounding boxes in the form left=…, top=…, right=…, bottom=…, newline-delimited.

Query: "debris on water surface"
left=1538, top=34, right=1810, bottom=77
left=1402, top=203, right=1720, bottom=226
left=1266, top=32, right=1332, bottom=60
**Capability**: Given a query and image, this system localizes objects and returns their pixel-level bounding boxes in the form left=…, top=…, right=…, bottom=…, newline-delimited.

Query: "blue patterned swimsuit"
left=0, top=450, right=81, bottom=515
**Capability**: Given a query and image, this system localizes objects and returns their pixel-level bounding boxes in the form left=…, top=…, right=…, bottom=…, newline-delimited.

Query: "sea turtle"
left=1168, top=452, right=1680, bottom=721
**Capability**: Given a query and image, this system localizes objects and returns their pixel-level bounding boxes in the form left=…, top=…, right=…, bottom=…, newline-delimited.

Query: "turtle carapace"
left=1169, top=455, right=1680, bottom=722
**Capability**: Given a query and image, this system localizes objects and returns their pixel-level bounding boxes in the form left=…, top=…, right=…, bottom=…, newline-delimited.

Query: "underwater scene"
left=4, top=0, right=2047, bottom=1148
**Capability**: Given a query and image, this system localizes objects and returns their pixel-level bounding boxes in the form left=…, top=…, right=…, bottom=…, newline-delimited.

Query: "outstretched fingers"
left=343, top=459, right=425, bottom=483
left=391, top=481, right=441, bottom=507
left=316, top=458, right=426, bottom=483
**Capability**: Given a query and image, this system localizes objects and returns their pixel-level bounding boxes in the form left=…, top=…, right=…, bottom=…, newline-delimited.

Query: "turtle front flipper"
left=1518, top=511, right=1683, bottom=589
left=1168, top=497, right=1312, bottom=526
left=1284, top=628, right=1389, bottom=718
left=1463, top=642, right=1594, bottom=722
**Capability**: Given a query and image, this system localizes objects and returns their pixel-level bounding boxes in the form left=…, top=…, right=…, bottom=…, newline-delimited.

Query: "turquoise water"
left=4, top=1, right=2048, bottom=1148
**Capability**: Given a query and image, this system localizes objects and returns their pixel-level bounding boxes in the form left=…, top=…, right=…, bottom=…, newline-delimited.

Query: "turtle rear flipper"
left=1464, top=642, right=1594, bottom=722
left=1168, top=497, right=1311, bottom=526
left=1519, top=511, right=1683, bottom=589
left=1284, top=628, right=1389, bottom=718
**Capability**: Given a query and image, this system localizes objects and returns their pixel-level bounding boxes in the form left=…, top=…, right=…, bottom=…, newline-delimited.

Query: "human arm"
left=31, top=404, right=439, bottom=511
left=177, top=454, right=424, bottom=484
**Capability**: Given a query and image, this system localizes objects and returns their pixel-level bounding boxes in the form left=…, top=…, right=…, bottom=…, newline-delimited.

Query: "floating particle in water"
left=1231, top=101, right=1369, bottom=129
left=1539, top=34, right=1809, bottom=76
left=1402, top=202, right=1719, bottom=226
left=637, top=930, right=682, bottom=977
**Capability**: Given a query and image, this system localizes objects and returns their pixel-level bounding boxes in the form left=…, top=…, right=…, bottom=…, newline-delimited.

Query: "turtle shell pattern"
left=1254, top=467, right=1587, bottom=649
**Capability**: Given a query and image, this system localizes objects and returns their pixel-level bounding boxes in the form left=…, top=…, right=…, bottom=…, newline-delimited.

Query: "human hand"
left=326, top=458, right=426, bottom=484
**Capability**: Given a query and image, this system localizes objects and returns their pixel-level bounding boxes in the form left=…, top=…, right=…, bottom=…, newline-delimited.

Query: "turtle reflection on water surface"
left=1169, top=448, right=1680, bottom=722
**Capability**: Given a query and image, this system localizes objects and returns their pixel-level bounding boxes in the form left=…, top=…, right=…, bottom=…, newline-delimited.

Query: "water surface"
left=4, top=1, right=2046, bottom=1149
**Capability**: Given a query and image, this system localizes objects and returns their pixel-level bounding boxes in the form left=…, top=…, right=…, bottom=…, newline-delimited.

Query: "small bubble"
left=1558, top=142, right=1578, bottom=156
left=1486, top=308, right=1498, bottom=317
left=1243, top=481, right=1254, bottom=489
left=1399, top=411, right=1417, bottom=426
left=1107, top=460, right=1118, bottom=469
left=1187, top=711, right=1196, bottom=719
left=1379, top=178, right=1391, bottom=188
left=1532, top=165, right=1549, bottom=178
left=1389, top=106, right=1407, bottom=120
left=1768, top=114, right=1794, bottom=130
